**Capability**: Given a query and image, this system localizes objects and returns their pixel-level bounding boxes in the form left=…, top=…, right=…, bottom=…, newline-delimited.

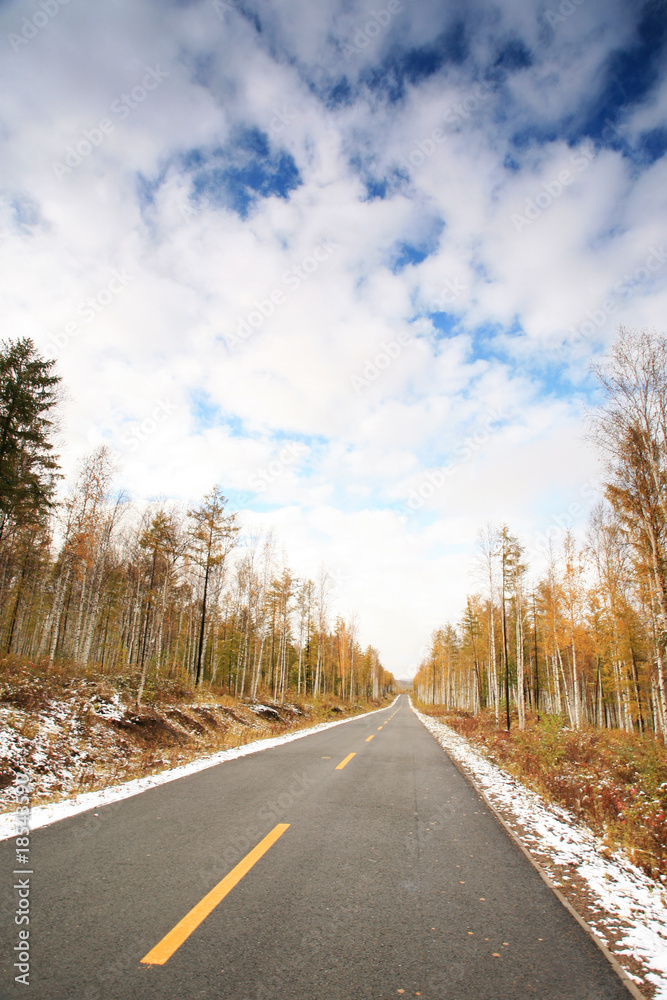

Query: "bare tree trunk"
left=195, top=562, right=210, bottom=686
left=501, top=548, right=510, bottom=731
left=516, top=591, right=525, bottom=730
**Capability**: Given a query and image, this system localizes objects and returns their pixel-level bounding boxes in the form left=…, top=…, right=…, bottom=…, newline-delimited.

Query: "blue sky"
left=1, top=0, right=666, bottom=672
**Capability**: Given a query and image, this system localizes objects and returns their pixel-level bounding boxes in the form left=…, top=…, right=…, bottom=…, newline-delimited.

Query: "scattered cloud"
left=1, top=0, right=666, bottom=674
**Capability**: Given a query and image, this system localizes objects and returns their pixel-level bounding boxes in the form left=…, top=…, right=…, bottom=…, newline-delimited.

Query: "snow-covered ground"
left=0, top=698, right=397, bottom=842
left=413, top=702, right=667, bottom=1000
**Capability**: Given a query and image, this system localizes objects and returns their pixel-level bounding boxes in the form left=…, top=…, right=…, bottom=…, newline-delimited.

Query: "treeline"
left=0, top=338, right=394, bottom=704
left=414, top=328, right=667, bottom=739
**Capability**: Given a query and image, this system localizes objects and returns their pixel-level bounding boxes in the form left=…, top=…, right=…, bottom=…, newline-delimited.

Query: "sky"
left=1, top=0, right=666, bottom=676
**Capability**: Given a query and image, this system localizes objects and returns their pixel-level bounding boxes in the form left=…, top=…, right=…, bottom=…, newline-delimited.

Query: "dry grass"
left=417, top=703, right=667, bottom=880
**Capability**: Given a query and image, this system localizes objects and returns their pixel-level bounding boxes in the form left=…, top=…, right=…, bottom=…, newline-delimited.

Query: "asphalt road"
left=1, top=694, right=633, bottom=999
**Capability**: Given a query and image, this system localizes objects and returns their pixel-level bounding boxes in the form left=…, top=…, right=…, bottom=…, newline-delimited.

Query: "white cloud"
left=1, top=0, right=665, bottom=674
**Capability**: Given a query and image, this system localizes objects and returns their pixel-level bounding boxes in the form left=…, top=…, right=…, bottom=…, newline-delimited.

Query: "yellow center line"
left=140, top=823, right=290, bottom=966
left=335, top=752, right=356, bottom=770
left=365, top=735, right=374, bottom=742
left=377, top=725, right=383, bottom=730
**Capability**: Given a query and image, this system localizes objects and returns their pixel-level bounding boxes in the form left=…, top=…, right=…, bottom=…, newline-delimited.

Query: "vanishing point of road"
left=2, top=694, right=633, bottom=998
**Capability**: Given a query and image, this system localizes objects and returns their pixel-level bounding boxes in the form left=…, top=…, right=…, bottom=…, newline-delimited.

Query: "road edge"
left=410, top=700, right=647, bottom=1000
left=0, top=695, right=400, bottom=841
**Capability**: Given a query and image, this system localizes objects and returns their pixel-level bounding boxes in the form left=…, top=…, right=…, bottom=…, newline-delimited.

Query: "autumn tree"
left=498, top=525, right=524, bottom=729
left=188, top=485, right=238, bottom=685
left=136, top=507, right=183, bottom=705
left=590, top=327, right=667, bottom=734
left=476, top=525, right=499, bottom=725
left=461, top=595, right=484, bottom=712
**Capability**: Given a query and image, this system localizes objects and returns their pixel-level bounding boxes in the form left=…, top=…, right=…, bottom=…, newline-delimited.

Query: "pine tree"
left=0, top=338, right=61, bottom=540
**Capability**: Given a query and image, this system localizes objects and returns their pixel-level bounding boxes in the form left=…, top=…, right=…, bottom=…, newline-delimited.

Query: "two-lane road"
left=2, top=695, right=633, bottom=998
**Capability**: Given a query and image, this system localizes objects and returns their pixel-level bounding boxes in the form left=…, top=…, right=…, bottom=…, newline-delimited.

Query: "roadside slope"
left=0, top=661, right=389, bottom=816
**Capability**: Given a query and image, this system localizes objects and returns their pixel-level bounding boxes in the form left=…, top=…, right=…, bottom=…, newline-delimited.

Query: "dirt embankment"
left=0, top=661, right=380, bottom=811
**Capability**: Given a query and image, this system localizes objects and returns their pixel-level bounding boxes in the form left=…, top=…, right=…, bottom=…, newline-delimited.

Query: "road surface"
left=1, top=694, right=633, bottom=998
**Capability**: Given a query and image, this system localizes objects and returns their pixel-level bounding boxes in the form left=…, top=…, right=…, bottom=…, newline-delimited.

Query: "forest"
left=0, top=338, right=394, bottom=706
left=414, top=328, right=667, bottom=740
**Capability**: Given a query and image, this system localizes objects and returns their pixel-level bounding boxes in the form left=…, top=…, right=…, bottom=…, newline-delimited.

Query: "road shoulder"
left=412, top=700, right=667, bottom=1000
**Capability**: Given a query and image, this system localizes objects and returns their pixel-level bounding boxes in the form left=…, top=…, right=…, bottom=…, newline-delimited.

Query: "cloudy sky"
left=1, top=0, right=666, bottom=675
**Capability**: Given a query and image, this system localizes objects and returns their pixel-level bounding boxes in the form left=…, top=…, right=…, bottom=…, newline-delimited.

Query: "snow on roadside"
left=412, top=703, right=667, bottom=1000
left=0, top=697, right=397, bottom=842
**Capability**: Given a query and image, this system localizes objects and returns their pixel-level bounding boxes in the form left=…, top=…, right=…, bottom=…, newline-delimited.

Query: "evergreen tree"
left=0, top=338, right=61, bottom=540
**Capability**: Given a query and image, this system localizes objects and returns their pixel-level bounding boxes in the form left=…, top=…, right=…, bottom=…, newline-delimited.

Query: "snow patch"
left=90, top=692, right=124, bottom=721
